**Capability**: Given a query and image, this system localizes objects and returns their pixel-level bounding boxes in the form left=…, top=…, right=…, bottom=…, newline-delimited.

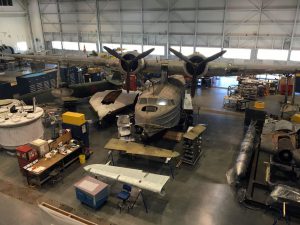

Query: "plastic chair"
left=117, top=184, right=132, bottom=212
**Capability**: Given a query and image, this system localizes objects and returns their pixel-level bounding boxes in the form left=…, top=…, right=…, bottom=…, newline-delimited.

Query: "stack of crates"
left=16, top=69, right=57, bottom=95
left=62, top=111, right=89, bottom=147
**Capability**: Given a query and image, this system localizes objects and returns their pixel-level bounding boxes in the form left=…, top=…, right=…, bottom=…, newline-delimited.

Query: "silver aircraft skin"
left=135, top=75, right=185, bottom=137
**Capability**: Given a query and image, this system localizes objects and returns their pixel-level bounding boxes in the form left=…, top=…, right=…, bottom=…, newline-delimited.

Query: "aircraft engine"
left=183, top=53, right=208, bottom=77
left=119, top=51, right=145, bottom=74
left=103, top=46, right=154, bottom=92
left=169, top=47, right=225, bottom=97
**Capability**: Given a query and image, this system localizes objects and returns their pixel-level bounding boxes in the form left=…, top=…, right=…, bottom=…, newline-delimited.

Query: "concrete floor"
left=0, top=87, right=299, bottom=225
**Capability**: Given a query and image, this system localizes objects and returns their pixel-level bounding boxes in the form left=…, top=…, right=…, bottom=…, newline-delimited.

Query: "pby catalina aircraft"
left=2, top=47, right=300, bottom=138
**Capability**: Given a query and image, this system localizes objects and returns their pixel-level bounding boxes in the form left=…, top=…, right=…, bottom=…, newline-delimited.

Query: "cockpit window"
left=139, top=98, right=147, bottom=104
left=138, top=97, right=174, bottom=106
left=157, top=99, right=168, bottom=106
left=148, top=98, right=157, bottom=105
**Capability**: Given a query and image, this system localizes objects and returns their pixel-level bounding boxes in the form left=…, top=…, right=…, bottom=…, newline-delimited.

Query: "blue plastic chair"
left=117, top=184, right=132, bottom=212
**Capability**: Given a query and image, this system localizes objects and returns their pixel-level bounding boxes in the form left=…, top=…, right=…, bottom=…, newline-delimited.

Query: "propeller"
left=169, top=48, right=226, bottom=97
left=103, top=46, right=154, bottom=92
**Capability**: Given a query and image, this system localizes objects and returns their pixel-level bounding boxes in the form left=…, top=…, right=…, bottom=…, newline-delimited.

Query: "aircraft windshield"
left=139, top=98, right=174, bottom=106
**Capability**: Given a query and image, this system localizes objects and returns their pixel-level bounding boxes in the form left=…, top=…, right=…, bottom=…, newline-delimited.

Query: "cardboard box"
left=30, top=139, right=49, bottom=157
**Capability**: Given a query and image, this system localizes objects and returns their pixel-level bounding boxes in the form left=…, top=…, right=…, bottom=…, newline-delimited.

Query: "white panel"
left=290, top=50, right=300, bottom=62
left=102, top=43, right=121, bottom=50
left=122, top=44, right=142, bottom=52
left=181, top=46, right=194, bottom=55
left=144, top=45, right=165, bottom=55
left=257, top=49, right=288, bottom=61
left=17, top=42, right=28, bottom=51
left=79, top=42, right=97, bottom=51
left=196, top=47, right=221, bottom=57
left=62, top=41, right=79, bottom=50
left=223, top=48, right=251, bottom=59
left=52, top=41, right=62, bottom=49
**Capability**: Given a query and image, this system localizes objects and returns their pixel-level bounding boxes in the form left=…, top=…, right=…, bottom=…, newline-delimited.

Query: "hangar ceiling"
left=36, top=0, right=300, bottom=60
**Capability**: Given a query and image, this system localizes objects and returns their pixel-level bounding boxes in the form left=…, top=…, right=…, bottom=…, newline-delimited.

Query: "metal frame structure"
left=4, top=0, right=300, bottom=60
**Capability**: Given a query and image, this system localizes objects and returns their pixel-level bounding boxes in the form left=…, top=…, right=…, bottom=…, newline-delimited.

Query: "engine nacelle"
left=183, top=53, right=208, bottom=77
left=119, top=51, right=145, bottom=74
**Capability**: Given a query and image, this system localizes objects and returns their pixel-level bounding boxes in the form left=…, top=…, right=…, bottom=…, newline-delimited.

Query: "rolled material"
left=277, top=137, right=294, bottom=163
left=235, top=122, right=256, bottom=179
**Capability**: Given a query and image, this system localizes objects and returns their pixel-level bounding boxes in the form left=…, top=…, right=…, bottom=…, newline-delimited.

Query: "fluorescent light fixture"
left=52, top=41, right=62, bottom=49
left=102, top=43, right=121, bottom=51
left=170, top=46, right=181, bottom=55
left=196, top=47, right=222, bottom=57
left=122, top=44, right=142, bottom=52
left=17, top=42, right=28, bottom=51
left=62, top=41, right=79, bottom=50
left=223, top=48, right=251, bottom=59
left=290, top=50, right=300, bottom=61
left=144, top=45, right=165, bottom=55
left=79, top=42, right=97, bottom=52
left=257, top=49, right=288, bottom=61
left=181, top=46, right=194, bottom=55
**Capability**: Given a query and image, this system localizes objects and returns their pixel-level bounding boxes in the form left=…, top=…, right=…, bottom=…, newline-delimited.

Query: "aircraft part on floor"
left=89, top=90, right=139, bottom=122
left=134, top=75, right=185, bottom=137
left=104, top=138, right=180, bottom=158
left=235, top=122, right=257, bottom=179
left=38, top=202, right=98, bottom=225
left=0, top=105, right=44, bottom=149
left=84, top=164, right=170, bottom=194
left=260, top=119, right=300, bottom=166
left=269, top=185, right=300, bottom=205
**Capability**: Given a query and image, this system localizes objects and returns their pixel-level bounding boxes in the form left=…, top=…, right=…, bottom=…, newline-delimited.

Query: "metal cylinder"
left=235, top=122, right=256, bottom=179
left=277, top=137, right=294, bottom=163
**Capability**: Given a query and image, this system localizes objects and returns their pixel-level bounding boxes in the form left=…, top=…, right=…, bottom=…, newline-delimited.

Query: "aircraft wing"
left=206, top=61, right=300, bottom=76
left=84, top=164, right=170, bottom=194
left=4, top=52, right=300, bottom=76
left=2, top=53, right=120, bottom=68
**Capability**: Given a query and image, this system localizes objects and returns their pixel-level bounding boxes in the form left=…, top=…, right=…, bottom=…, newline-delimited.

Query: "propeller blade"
left=134, top=48, right=155, bottom=61
left=201, top=50, right=226, bottom=64
left=169, top=48, right=194, bottom=65
left=190, top=75, right=197, bottom=98
left=103, top=46, right=126, bottom=63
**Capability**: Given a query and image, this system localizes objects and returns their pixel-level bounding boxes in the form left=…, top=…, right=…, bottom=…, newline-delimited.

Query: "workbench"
left=23, top=145, right=82, bottom=186
left=104, top=138, right=180, bottom=178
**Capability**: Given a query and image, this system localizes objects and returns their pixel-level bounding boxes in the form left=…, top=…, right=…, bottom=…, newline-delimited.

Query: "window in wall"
left=290, top=50, right=300, bottom=61
left=223, top=48, right=251, bottom=60
left=62, top=41, right=79, bottom=50
left=144, top=45, right=165, bottom=55
left=122, top=44, right=142, bottom=52
left=181, top=46, right=194, bottom=55
left=257, top=49, right=288, bottom=61
left=16, top=42, right=28, bottom=51
left=79, top=42, right=97, bottom=52
left=196, top=47, right=222, bottom=57
left=102, top=43, right=121, bottom=51
left=0, top=0, right=13, bottom=6
left=52, top=41, right=62, bottom=49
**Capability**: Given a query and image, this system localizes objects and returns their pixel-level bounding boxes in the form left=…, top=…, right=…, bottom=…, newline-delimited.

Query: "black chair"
left=117, top=184, right=132, bottom=212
